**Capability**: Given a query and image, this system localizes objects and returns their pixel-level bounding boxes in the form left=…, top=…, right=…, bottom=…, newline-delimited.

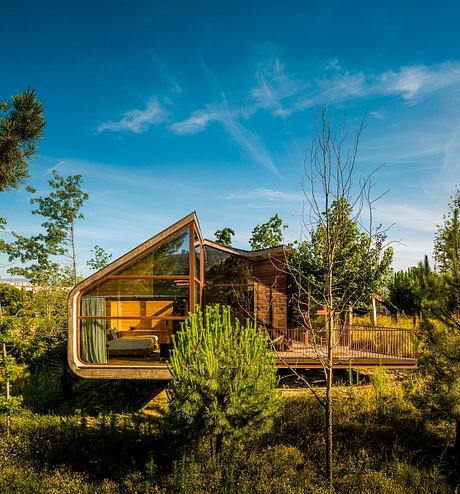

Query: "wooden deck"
left=276, top=341, right=417, bottom=368
left=102, top=338, right=417, bottom=370
left=79, top=325, right=418, bottom=377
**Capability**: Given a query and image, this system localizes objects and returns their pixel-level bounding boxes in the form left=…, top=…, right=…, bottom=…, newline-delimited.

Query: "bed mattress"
left=108, top=336, right=158, bottom=351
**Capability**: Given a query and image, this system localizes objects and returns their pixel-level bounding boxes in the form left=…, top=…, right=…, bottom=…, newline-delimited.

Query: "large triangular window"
left=115, top=229, right=190, bottom=276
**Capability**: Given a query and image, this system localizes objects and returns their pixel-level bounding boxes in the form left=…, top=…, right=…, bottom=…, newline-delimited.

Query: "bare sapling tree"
left=284, top=107, right=393, bottom=488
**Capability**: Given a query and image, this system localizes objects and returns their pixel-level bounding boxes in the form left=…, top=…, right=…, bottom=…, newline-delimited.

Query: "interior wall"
left=107, top=300, right=173, bottom=343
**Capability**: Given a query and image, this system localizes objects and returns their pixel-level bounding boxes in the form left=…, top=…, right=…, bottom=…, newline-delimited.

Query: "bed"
left=107, top=329, right=159, bottom=357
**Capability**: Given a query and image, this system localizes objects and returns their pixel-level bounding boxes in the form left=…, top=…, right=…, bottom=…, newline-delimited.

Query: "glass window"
left=204, top=246, right=252, bottom=284
left=203, top=285, right=254, bottom=322
left=194, top=281, right=201, bottom=307
left=116, top=229, right=190, bottom=276
left=82, top=279, right=189, bottom=317
left=194, top=244, right=201, bottom=277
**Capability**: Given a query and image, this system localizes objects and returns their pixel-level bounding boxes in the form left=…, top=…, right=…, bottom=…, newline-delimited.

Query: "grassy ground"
left=0, top=372, right=458, bottom=493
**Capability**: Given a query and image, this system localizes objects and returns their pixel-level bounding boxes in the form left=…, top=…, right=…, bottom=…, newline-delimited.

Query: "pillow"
left=109, top=329, right=119, bottom=340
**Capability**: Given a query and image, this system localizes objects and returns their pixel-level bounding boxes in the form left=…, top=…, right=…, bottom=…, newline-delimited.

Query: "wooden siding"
left=253, top=259, right=287, bottom=332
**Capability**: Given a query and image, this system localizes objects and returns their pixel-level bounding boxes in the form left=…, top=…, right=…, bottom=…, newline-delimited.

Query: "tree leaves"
left=0, top=89, right=45, bottom=191
left=250, top=214, right=287, bottom=251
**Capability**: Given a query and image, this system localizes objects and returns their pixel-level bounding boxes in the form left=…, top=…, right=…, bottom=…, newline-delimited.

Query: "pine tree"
left=215, top=227, right=235, bottom=246
left=417, top=189, right=460, bottom=464
left=167, top=305, right=281, bottom=456
left=0, top=89, right=45, bottom=191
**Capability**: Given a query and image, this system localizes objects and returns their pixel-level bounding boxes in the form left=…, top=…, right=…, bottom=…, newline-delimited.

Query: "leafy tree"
left=5, top=233, right=63, bottom=285
left=434, top=187, right=460, bottom=277
left=0, top=301, right=24, bottom=433
left=291, top=197, right=393, bottom=317
left=0, top=89, right=45, bottom=191
left=6, top=170, right=88, bottom=285
left=0, top=283, right=26, bottom=316
left=249, top=214, right=287, bottom=250
left=167, top=305, right=281, bottom=457
left=417, top=189, right=460, bottom=463
left=214, top=227, right=235, bottom=247
left=87, top=245, right=112, bottom=271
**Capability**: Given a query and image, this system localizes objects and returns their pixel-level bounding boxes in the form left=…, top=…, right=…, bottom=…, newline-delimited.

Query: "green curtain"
left=81, top=297, right=107, bottom=364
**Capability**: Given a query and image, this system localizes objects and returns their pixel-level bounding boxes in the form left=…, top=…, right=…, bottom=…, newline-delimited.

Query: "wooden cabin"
left=68, top=212, right=417, bottom=380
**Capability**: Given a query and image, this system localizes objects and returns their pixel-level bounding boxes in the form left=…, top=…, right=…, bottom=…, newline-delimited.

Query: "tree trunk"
left=71, top=224, right=77, bottom=286
left=2, top=342, right=11, bottom=435
left=216, top=433, right=223, bottom=458
left=325, top=272, right=334, bottom=489
left=371, top=297, right=377, bottom=326
left=454, top=418, right=460, bottom=466
left=325, top=363, right=333, bottom=487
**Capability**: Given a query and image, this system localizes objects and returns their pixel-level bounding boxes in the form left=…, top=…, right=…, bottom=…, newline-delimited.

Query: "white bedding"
left=108, top=336, right=158, bottom=351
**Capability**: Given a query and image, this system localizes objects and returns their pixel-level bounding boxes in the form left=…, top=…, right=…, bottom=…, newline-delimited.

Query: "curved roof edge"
left=203, top=238, right=285, bottom=261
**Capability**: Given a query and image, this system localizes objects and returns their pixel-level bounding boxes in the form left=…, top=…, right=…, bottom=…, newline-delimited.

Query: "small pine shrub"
left=167, top=305, right=281, bottom=452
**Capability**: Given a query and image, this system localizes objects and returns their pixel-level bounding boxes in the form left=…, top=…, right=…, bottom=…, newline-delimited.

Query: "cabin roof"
left=70, top=211, right=286, bottom=299
left=203, top=239, right=285, bottom=261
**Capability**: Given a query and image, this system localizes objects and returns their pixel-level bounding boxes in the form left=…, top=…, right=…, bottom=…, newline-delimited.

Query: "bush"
left=167, top=305, right=281, bottom=452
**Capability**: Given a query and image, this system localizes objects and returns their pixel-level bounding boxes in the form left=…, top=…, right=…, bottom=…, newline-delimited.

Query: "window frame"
left=74, top=220, right=205, bottom=367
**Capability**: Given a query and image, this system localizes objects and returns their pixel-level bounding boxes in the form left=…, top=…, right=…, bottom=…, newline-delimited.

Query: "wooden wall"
left=253, top=259, right=287, bottom=332
left=108, top=300, right=173, bottom=343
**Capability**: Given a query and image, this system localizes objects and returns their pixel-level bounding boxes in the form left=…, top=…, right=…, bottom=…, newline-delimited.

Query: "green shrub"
left=167, top=305, right=281, bottom=453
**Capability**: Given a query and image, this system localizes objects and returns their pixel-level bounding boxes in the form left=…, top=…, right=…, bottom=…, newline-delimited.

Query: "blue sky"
left=1, top=0, right=460, bottom=277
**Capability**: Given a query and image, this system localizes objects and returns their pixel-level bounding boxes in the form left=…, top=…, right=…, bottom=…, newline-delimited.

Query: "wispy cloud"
left=170, top=99, right=281, bottom=176
left=251, top=58, right=307, bottom=117
left=227, top=188, right=303, bottom=201
left=97, top=98, right=169, bottom=133
left=324, top=58, right=342, bottom=71
left=252, top=60, right=460, bottom=117
left=169, top=104, right=225, bottom=135
left=148, top=53, right=183, bottom=94
left=376, top=203, right=442, bottom=233
left=377, top=63, right=460, bottom=101
left=369, top=110, right=386, bottom=120
left=221, top=114, right=281, bottom=177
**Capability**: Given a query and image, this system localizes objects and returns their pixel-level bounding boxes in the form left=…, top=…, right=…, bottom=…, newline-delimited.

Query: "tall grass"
left=0, top=377, right=457, bottom=493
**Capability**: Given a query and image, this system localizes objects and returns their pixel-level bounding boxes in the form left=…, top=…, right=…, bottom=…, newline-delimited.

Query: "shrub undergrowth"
left=0, top=376, right=457, bottom=493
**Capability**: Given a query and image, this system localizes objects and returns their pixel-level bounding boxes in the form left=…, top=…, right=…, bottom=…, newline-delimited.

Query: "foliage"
left=387, top=256, right=434, bottom=317
left=0, top=394, right=23, bottom=415
left=288, top=198, right=393, bottom=320
left=434, top=187, right=460, bottom=276
left=0, top=283, right=27, bottom=316
left=215, top=227, right=235, bottom=246
left=0, top=317, right=24, bottom=418
left=415, top=188, right=460, bottom=463
left=167, top=305, right=281, bottom=451
left=0, top=381, right=456, bottom=493
left=249, top=214, right=287, bottom=250
left=6, top=170, right=88, bottom=285
left=290, top=197, right=393, bottom=315
left=0, top=89, right=45, bottom=192
left=87, top=245, right=112, bottom=271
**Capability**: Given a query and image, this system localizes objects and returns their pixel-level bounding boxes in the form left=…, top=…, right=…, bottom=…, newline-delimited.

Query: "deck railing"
left=271, top=324, right=416, bottom=361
